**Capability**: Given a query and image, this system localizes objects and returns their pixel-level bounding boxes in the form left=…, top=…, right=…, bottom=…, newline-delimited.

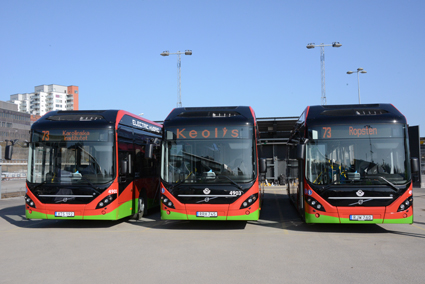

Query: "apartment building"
left=10, top=84, right=79, bottom=116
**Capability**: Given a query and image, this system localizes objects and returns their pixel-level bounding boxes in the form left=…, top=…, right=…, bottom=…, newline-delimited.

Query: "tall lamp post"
left=160, top=50, right=192, bottom=108
left=306, top=42, right=342, bottom=105
left=347, top=68, right=367, bottom=104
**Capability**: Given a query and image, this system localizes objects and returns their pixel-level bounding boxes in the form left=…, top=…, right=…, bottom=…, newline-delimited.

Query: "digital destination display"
left=310, top=124, right=405, bottom=139
left=167, top=126, right=252, bottom=140
left=33, top=129, right=113, bottom=142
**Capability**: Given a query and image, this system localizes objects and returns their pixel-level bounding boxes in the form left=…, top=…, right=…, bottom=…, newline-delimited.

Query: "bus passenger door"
left=297, top=159, right=305, bottom=220
left=297, top=143, right=305, bottom=220
left=118, top=126, right=135, bottom=209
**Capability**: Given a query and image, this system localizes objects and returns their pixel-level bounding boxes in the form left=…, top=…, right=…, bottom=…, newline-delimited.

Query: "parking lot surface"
left=1, top=187, right=425, bottom=283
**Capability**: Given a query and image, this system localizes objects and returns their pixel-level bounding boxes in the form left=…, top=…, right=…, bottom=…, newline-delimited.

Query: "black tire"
left=132, top=192, right=148, bottom=220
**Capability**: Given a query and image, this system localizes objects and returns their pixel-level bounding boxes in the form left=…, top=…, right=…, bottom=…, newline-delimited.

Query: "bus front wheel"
left=133, top=192, right=147, bottom=220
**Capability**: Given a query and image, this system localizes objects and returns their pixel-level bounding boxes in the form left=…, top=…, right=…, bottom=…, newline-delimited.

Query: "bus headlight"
left=397, top=196, right=413, bottom=212
left=306, top=196, right=326, bottom=212
left=96, top=194, right=117, bottom=209
left=161, top=195, right=175, bottom=209
left=240, top=193, right=258, bottom=209
left=24, top=195, right=36, bottom=208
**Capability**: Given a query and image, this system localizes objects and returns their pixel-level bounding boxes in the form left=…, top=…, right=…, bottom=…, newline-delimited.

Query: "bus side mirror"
left=166, top=131, right=175, bottom=140
left=120, top=160, right=128, bottom=175
left=411, top=157, right=419, bottom=174
left=259, top=158, right=267, bottom=174
left=297, top=144, right=305, bottom=160
left=4, top=145, right=13, bottom=160
left=145, top=144, right=153, bottom=159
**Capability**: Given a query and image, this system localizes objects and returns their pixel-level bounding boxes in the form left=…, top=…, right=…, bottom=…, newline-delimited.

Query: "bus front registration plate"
left=55, top=212, right=75, bottom=217
left=350, top=215, right=373, bottom=221
left=196, top=212, right=217, bottom=218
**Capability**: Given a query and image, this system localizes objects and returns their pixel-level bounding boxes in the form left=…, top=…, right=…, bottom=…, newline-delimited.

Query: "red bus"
left=287, top=104, right=419, bottom=223
left=160, top=106, right=266, bottom=220
left=23, top=110, right=162, bottom=220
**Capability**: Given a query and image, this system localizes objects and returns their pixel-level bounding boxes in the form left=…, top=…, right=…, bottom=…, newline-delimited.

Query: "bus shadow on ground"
left=249, top=190, right=425, bottom=239
left=136, top=219, right=248, bottom=230
left=0, top=204, right=126, bottom=229
left=2, top=191, right=424, bottom=238
left=129, top=207, right=248, bottom=230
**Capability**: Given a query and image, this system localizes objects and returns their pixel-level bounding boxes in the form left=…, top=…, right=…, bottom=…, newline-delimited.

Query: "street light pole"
left=160, top=50, right=192, bottom=108
left=347, top=68, right=367, bottom=104
left=306, top=42, right=342, bottom=105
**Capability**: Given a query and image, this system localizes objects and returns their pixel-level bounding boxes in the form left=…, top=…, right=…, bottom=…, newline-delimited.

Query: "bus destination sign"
left=33, top=129, right=112, bottom=142
left=312, top=124, right=404, bottom=139
left=63, top=130, right=90, bottom=141
left=168, top=126, right=252, bottom=140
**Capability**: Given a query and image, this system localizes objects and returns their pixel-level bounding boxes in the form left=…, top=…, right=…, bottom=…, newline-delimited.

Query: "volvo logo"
left=203, top=188, right=211, bottom=195
left=356, top=190, right=365, bottom=197
left=63, top=198, right=68, bottom=202
left=204, top=197, right=210, bottom=202
left=358, top=200, right=364, bottom=205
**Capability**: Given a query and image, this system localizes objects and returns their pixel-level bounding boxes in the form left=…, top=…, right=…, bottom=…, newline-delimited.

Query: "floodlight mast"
left=160, top=50, right=192, bottom=108
left=306, top=42, right=342, bottom=105
left=347, top=68, right=367, bottom=104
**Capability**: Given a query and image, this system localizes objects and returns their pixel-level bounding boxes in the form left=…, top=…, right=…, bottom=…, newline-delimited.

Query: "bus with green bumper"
left=160, top=106, right=266, bottom=221
left=287, top=104, right=419, bottom=224
left=24, top=110, right=162, bottom=220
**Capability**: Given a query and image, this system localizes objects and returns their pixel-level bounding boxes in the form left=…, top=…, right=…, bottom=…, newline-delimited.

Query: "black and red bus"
left=160, top=106, right=266, bottom=220
left=23, top=110, right=162, bottom=220
left=287, top=104, right=419, bottom=224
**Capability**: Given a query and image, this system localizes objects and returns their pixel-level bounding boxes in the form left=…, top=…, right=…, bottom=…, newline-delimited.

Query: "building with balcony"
left=9, top=84, right=79, bottom=116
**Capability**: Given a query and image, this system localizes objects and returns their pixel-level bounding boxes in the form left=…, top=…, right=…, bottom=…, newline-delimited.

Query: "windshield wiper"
left=77, top=146, right=102, bottom=175
left=79, top=176, right=102, bottom=195
left=169, top=173, right=192, bottom=193
left=320, top=180, right=340, bottom=192
left=375, top=176, right=399, bottom=192
left=320, top=176, right=399, bottom=192
left=31, top=180, right=48, bottom=194
left=217, top=175, right=243, bottom=190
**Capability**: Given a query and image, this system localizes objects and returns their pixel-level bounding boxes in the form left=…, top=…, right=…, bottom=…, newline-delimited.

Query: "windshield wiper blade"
left=317, top=180, right=341, bottom=194
left=80, top=176, right=101, bottom=195
left=320, top=177, right=399, bottom=192
left=217, top=175, right=243, bottom=190
left=170, top=179, right=185, bottom=192
left=321, top=180, right=339, bottom=190
left=375, top=176, right=399, bottom=192
left=31, top=180, right=48, bottom=193
left=169, top=173, right=192, bottom=193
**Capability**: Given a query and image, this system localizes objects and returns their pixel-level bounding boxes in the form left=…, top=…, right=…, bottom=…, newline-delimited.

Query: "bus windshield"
left=27, top=131, right=115, bottom=185
left=305, top=124, right=410, bottom=186
left=161, top=125, right=255, bottom=184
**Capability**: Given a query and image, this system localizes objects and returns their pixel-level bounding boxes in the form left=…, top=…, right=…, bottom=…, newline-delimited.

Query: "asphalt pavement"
left=0, top=179, right=26, bottom=198
left=1, top=186, right=425, bottom=283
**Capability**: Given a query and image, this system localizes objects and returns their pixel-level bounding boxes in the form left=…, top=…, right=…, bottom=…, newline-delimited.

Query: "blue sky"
left=1, top=0, right=424, bottom=134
